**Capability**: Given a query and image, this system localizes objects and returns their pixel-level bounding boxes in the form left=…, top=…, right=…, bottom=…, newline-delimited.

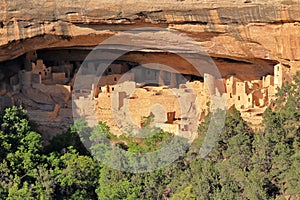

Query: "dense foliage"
left=0, top=73, right=300, bottom=199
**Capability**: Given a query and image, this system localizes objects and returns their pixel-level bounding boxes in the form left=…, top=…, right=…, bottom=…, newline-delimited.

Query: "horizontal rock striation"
left=0, top=0, right=300, bottom=137
left=0, top=0, right=299, bottom=72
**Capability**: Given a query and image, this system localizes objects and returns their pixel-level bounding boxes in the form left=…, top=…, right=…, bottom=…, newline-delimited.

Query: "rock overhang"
left=0, top=0, right=300, bottom=68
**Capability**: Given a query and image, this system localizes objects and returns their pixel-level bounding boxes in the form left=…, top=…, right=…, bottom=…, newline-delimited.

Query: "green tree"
left=0, top=106, right=46, bottom=199
left=96, top=166, right=139, bottom=200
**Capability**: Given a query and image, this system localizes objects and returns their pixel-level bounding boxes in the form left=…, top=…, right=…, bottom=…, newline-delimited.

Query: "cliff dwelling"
left=1, top=1, right=300, bottom=198
left=0, top=46, right=288, bottom=139
left=0, top=0, right=299, bottom=141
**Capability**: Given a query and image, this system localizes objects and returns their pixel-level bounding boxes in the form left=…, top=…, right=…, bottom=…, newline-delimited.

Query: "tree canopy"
left=0, top=72, right=300, bottom=199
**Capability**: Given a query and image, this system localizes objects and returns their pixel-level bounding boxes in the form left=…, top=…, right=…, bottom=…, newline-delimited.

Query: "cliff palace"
left=0, top=0, right=299, bottom=138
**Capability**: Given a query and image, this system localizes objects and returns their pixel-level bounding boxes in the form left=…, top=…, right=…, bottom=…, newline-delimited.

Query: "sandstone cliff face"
left=0, top=0, right=300, bottom=71
left=0, top=0, right=300, bottom=137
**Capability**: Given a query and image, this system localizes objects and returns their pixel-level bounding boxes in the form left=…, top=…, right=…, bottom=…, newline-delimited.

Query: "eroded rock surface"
left=0, top=0, right=299, bottom=137
left=0, top=0, right=300, bottom=66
